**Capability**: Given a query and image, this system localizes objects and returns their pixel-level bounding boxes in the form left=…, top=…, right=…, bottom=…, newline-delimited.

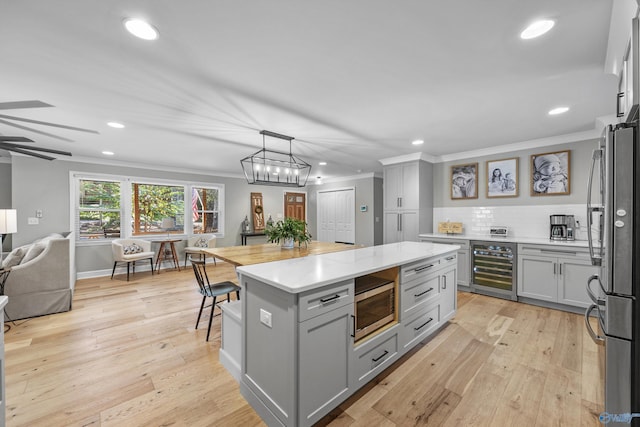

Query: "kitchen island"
left=233, top=241, right=459, bottom=427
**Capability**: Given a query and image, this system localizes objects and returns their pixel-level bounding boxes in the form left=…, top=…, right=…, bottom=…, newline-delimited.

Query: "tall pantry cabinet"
left=382, top=157, right=433, bottom=243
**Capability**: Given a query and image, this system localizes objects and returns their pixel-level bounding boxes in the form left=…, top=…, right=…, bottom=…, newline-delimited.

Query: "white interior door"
left=317, top=188, right=355, bottom=244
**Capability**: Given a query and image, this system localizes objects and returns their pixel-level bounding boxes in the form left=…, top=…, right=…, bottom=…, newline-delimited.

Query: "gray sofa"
left=2, top=232, right=73, bottom=320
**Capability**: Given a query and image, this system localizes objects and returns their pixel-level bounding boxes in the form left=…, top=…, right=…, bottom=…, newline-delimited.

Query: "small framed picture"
left=487, top=157, right=518, bottom=198
left=531, top=150, right=570, bottom=196
left=451, top=163, right=478, bottom=199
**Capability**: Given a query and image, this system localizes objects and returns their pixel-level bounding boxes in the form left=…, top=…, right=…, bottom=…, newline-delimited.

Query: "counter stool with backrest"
left=111, top=239, right=155, bottom=281
left=191, top=258, right=240, bottom=341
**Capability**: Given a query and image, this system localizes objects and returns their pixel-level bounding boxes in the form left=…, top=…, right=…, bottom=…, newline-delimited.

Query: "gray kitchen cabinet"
left=440, top=266, right=457, bottom=320
left=352, top=329, right=399, bottom=387
left=517, top=244, right=598, bottom=310
left=399, top=302, right=440, bottom=352
left=382, top=159, right=433, bottom=243
left=419, top=237, right=470, bottom=289
left=299, top=303, right=353, bottom=426
left=383, top=162, right=419, bottom=210
left=384, top=211, right=419, bottom=243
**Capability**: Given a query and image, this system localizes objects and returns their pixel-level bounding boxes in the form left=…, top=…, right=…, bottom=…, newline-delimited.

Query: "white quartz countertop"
left=418, top=233, right=591, bottom=248
left=236, top=241, right=459, bottom=294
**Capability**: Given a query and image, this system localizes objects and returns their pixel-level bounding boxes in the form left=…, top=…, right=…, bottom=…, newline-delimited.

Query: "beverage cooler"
left=470, top=241, right=517, bottom=301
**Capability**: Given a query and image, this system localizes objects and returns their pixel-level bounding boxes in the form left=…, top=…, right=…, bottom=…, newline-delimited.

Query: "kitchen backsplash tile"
left=433, top=204, right=590, bottom=240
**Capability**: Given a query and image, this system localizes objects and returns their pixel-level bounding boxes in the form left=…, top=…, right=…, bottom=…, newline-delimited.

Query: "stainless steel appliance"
left=470, top=241, right=517, bottom=301
left=586, top=121, right=639, bottom=424
left=550, top=214, right=575, bottom=241
left=354, top=274, right=395, bottom=341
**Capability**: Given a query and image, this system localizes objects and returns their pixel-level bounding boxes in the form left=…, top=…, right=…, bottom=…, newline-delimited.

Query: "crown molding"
left=379, top=152, right=436, bottom=166
left=433, top=129, right=602, bottom=163
left=314, top=172, right=382, bottom=185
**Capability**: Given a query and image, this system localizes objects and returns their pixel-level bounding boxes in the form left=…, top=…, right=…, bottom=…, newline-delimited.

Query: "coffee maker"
left=549, top=214, right=575, bottom=241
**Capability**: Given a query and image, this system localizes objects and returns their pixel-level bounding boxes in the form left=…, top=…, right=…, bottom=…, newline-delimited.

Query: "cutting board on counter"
left=437, top=222, right=463, bottom=234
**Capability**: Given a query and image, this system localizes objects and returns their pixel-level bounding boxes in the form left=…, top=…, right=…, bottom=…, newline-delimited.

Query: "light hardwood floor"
left=4, top=261, right=604, bottom=426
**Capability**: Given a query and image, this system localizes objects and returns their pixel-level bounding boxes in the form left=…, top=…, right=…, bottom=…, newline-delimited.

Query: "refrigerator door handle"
left=584, top=304, right=605, bottom=345
left=586, top=274, right=605, bottom=306
left=586, top=148, right=603, bottom=266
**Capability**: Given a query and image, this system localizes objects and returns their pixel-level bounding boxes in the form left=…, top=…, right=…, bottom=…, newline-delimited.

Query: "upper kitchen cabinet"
left=380, top=154, right=434, bottom=243
left=384, top=162, right=419, bottom=210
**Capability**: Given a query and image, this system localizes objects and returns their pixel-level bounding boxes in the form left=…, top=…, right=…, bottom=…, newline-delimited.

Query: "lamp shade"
left=0, top=209, right=17, bottom=234
left=161, top=218, right=174, bottom=230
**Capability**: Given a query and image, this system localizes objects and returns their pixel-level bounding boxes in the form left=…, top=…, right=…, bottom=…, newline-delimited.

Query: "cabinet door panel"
left=558, top=259, right=598, bottom=308
left=400, top=211, right=419, bottom=242
left=400, top=162, right=419, bottom=209
left=383, top=165, right=402, bottom=210
left=299, top=304, right=352, bottom=426
left=384, top=212, right=400, bottom=244
left=517, top=255, right=556, bottom=302
left=457, top=249, right=470, bottom=287
left=440, top=267, right=456, bottom=321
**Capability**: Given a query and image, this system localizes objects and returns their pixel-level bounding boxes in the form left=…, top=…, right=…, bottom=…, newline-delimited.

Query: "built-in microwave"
left=354, top=274, right=396, bottom=341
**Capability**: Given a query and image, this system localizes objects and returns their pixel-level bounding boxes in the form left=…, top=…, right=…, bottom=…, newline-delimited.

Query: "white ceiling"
left=0, top=1, right=618, bottom=180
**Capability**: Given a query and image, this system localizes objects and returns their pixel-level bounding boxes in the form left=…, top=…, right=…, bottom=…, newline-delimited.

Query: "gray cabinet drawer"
left=400, top=303, right=440, bottom=352
left=353, top=331, right=398, bottom=385
left=400, top=274, right=440, bottom=318
left=440, top=253, right=457, bottom=269
left=298, top=280, right=354, bottom=322
left=401, top=259, right=440, bottom=283
left=420, top=238, right=470, bottom=250
left=518, top=244, right=590, bottom=260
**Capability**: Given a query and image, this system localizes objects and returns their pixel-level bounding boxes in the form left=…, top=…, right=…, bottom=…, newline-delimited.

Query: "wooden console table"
left=240, top=231, right=266, bottom=246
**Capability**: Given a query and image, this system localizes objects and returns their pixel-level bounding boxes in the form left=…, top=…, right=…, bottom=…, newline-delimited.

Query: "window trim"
left=70, top=171, right=225, bottom=246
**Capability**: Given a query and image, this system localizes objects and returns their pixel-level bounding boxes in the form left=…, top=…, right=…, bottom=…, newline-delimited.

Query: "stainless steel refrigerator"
left=586, top=122, right=639, bottom=425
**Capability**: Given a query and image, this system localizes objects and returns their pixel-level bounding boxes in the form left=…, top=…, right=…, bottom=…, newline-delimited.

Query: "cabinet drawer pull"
left=414, top=264, right=434, bottom=272
left=445, top=256, right=456, bottom=261
left=442, top=275, right=447, bottom=289
left=350, top=315, right=355, bottom=338
left=320, top=294, right=340, bottom=303
left=540, top=249, right=578, bottom=256
left=414, top=317, right=434, bottom=331
left=414, top=287, right=434, bottom=297
left=372, top=350, right=389, bottom=362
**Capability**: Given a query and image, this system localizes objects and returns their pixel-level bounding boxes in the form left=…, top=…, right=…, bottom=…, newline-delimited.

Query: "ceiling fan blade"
left=0, top=114, right=99, bottom=134
left=0, top=142, right=71, bottom=156
left=0, top=136, right=34, bottom=142
left=0, top=100, right=53, bottom=110
left=0, top=144, right=56, bottom=161
left=0, top=119, right=75, bottom=142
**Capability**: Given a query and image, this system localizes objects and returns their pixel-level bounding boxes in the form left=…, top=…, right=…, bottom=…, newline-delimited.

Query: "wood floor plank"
left=3, top=264, right=603, bottom=427
left=491, top=364, right=546, bottom=425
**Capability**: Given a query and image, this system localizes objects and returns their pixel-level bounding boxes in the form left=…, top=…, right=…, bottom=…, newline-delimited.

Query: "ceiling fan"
left=0, top=100, right=99, bottom=160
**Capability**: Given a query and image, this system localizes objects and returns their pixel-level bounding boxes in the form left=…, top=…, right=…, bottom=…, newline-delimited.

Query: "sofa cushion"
left=194, top=237, right=209, bottom=248
left=123, top=243, right=143, bottom=255
left=21, top=242, right=47, bottom=264
left=2, top=246, right=26, bottom=269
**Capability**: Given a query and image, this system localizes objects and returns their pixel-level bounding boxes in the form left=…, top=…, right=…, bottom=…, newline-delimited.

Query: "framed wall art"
left=530, top=150, right=570, bottom=196
left=450, top=163, right=478, bottom=200
left=486, top=157, right=518, bottom=198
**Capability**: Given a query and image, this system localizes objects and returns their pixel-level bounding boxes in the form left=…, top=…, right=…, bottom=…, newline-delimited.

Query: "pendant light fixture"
left=240, top=130, right=311, bottom=187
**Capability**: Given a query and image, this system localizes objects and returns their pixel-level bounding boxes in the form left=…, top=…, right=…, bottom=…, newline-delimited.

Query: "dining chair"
left=191, top=258, right=240, bottom=341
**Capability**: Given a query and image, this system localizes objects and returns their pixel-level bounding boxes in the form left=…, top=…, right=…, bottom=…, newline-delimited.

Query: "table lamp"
left=161, top=218, right=174, bottom=239
left=0, top=209, right=17, bottom=263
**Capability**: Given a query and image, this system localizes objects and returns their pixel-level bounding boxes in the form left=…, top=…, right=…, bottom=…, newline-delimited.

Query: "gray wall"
left=10, top=156, right=296, bottom=274
left=307, top=175, right=382, bottom=247
left=0, top=162, right=12, bottom=252
left=433, top=139, right=598, bottom=207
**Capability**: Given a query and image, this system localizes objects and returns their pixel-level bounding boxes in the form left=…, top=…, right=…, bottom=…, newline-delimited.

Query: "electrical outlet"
left=259, top=308, right=272, bottom=328
left=35, top=209, right=43, bottom=218
left=28, top=217, right=39, bottom=225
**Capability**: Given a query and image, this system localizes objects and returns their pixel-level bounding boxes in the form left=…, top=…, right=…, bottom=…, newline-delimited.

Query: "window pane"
left=132, top=183, right=184, bottom=235
left=192, top=187, right=219, bottom=234
left=79, top=180, right=120, bottom=209
left=79, top=210, right=121, bottom=239
left=203, top=188, right=218, bottom=211
left=194, top=212, right=218, bottom=234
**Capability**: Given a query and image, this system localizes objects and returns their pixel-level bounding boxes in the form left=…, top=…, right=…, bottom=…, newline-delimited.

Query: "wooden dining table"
left=201, top=241, right=361, bottom=267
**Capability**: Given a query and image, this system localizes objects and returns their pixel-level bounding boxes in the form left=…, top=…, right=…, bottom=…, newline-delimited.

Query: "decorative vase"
left=281, top=238, right=295, bottom=249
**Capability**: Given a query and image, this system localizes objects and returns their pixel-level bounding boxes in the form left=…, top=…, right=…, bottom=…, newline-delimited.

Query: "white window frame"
left=70, top=171, right=225, bottom=246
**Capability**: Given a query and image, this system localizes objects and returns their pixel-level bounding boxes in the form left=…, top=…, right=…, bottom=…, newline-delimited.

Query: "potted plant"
left=265, top=217, right=312, bottom=249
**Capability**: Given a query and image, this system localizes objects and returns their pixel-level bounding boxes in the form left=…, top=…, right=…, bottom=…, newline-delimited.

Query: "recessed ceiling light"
left=319, top=161, right=327, bottom=166
left=412, top=139, right=424, bottom=146
left=548, top=106, right=569, bottom=115
left=520, top=20, right=555, bottom=39
left=124, top=18, right=159, bottom=40
left=107, top=122, right=125, bottom=129
left=102, top=151, right=115, bottom=156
